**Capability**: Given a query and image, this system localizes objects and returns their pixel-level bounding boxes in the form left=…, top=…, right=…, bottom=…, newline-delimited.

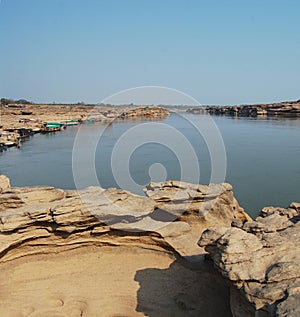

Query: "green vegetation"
left=0, top=98, right=33, bottom=105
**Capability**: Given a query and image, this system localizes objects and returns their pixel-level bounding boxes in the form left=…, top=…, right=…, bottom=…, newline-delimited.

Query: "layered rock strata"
left=0, top=178, right=248, bottom=263
left=0, top=176, right=247, bottom=316
left=2, top=175, right=298, bottom=316
left=199, top=203, right=300, bottom=317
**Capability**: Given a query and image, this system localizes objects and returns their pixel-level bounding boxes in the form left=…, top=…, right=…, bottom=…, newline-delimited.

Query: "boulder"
left=145, top=181, right=251, bottom=226
left=199, top=204, right=300, bottom=316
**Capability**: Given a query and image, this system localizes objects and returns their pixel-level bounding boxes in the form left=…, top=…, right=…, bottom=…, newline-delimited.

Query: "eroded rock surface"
left=145, top=180, right=250, bottom=222
left=1, top=104, right=169, bottom=130
left=0, top=179, right=249, bottom=262
left=199, top=203, right=300, bottom=317
left=0, top=176, right=247, bottom=316
left=6, top=176, right=298, bottom=316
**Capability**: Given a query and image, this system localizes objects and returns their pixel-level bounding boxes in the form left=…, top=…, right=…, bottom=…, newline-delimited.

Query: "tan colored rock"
left=0, top=177, right=247, bottom=316
left=145, top=181, right=250, bottom=224
left=199, top=203, right=300, bottom=316
left=0, top=104, right=169, bottom=131
left=289, top=202, right=300, bottom=212
left=0, top=175, right=10, bottom=191
left=0, top=193, right=24, bottom=211
left=13, top=186, right=66, bottom=203
left=276, top=292, right=300, bottom=317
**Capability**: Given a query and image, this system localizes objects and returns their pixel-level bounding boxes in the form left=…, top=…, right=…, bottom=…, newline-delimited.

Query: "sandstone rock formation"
left=3, top=174, right=298, bottom=316
left=0, top=174, right=10, bottom=191
left=199, top=203, right=300, bottom=317
left=118, top=106, right=169, bottom=119
left=0, top=178, right=249, bottom=263
left=144, top=181, right=251, bottom=259
left=0, top=105, right=169, bottom=130
left=0, top=176, right=247, bottom=316
left=187, top=100, right=300, bottom=118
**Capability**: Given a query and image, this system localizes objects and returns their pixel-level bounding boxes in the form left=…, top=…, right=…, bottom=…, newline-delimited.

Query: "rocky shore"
left=0, top=104, right=169, bottom=130
left=0, top=104, right=169, bottom=148
left=187, top=100, right=300, bottom=117
left=0, top=175, right=298, bottom=316
left=199, top=203, right=300, bottom=317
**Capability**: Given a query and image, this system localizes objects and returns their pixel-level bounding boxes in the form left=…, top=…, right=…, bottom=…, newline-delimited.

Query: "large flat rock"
left=0, top=176, right=249, bottom=316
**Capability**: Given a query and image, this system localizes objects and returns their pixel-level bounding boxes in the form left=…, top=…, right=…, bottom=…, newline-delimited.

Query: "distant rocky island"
left=187, top=100, right=300, bottom=117
left=0, top=175, right=298, bottom=316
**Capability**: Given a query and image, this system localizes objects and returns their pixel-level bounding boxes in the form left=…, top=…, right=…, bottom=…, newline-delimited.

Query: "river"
left=1, top=112, right=299, bottom=218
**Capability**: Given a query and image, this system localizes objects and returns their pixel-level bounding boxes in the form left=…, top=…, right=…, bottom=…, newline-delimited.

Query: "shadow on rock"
left=134, top=257, right=232, bottom=317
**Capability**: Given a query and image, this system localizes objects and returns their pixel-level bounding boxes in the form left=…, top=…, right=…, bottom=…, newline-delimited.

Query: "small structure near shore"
left=0, top=105, right=169, bottom=149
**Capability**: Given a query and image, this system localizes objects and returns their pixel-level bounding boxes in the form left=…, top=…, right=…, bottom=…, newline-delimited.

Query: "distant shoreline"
left=0, top=104, right=169, bottom=130
left=187, top=100, right=300, bottom=117
left=0, top=105, right=169, bottom=148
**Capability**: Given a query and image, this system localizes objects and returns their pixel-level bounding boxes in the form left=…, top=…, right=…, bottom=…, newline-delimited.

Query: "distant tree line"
left=0, top=98, right=33, bottom=105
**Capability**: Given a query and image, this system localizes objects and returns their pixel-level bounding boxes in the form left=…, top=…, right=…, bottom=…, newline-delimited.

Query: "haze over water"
left=1, top=113, right=299, bottom=219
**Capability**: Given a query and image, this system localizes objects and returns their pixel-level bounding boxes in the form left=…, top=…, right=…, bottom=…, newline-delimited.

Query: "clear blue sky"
left=0, top=0, right=299, bottom=105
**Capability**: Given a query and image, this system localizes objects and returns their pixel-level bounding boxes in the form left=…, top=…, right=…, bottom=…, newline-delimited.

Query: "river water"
left=1, top=113, right=299, bottom=218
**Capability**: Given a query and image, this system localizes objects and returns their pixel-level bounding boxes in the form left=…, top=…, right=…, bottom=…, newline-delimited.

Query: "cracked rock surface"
left=4, top=175, right=298, bottom=316
left=0, top=176, right=248, bottom=317
left=199, top=203, right=300, bottom=317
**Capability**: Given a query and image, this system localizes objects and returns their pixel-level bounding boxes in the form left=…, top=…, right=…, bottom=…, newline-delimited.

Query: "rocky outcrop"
left=145, top=181, right=250, bottom=223
left=0, top=176, right=249, bottom=316
left=0, top=178, right=248, bottom=262
left=143, top=181, right=251, bottom=259
left=187, top=100, right=300, bottom=117
left=1, top=105, right=169, bottom=130
left=118, top=106, right=169, bottom=119
left=0, top=175, right=10, bottom=191
left=2, top=175, right=299, bottom=316
left=199, top=203, right=300, bottom=317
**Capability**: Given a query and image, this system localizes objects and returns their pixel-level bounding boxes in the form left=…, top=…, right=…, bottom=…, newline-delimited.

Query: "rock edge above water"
left=188, top=100, right=300, bottom=117
left=1, top=175, right=299, bottom=317
left=0, top=176, right=248, bottom=263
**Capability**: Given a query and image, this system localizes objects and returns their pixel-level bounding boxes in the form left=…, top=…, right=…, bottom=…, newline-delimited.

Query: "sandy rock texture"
left=0, top=176, right=249, bottom=317
left=0, top=104, right=169, bottom=130
left=199, top=203, right=300, bottom=317
left=3, top=174, right=298, bottom=316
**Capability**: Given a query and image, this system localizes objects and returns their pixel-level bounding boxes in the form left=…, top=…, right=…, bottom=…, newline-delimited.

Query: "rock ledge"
left=199, top=203, right=300, bottom=316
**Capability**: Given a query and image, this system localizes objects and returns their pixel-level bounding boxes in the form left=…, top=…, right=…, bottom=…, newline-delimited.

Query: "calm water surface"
left=1, top=113, right=300, bottom=218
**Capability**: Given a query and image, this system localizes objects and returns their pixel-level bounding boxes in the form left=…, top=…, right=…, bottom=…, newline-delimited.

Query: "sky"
left=0, top=0, right=300, bottom=105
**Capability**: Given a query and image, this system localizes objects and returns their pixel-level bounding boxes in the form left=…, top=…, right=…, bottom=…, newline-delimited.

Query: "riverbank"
left=0, top=175, right=298, bottom=316
left=0, top=104, right=169, bottom=147
left=187, top=100, right=300, bottom=117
